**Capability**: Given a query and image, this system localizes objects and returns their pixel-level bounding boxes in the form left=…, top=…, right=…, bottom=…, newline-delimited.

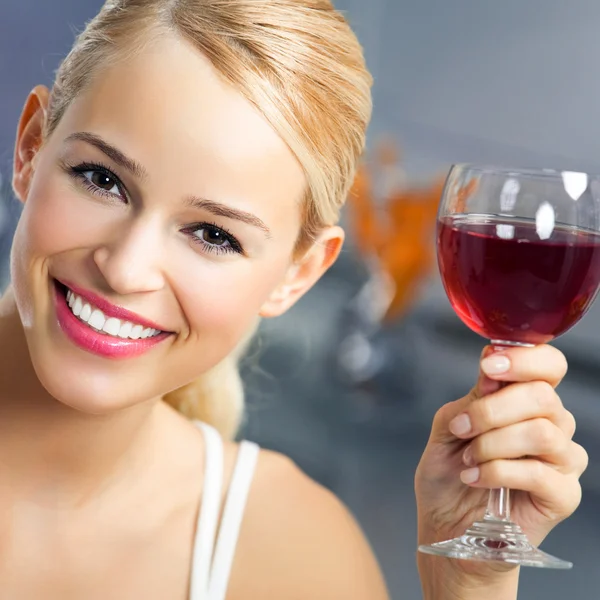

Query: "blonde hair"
left=44, top=0, right=373, bottom=438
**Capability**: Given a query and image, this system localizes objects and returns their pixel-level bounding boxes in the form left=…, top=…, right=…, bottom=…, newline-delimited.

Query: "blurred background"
left=2, top=1, right=600, bottom=597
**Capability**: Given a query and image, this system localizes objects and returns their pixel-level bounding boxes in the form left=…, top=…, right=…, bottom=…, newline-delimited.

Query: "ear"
left=12, top=85, right=50, bottom=203
left=259, top=226, right=345, bottom=318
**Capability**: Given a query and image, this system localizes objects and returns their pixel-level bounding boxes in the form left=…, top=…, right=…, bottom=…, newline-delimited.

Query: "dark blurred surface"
left=2, top=2, right=600, bottom=598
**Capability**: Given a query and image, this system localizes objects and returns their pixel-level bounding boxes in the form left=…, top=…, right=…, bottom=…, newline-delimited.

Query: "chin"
left=28, top=351, right=158, bottom=416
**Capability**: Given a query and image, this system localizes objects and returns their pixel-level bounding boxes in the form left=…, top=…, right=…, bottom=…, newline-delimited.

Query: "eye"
left=196, top=226, right=230, bottom=247
left=64, top=161, right=126, bottom=201
left=187, top=223, right=243, bottom=255
left=83, top=170, right=120, bottom=195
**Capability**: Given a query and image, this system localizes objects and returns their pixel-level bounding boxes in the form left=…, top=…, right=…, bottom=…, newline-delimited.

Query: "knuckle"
left=532, top=379, right=555, bottom=401
left=473, top=398, right=497, bottom=430
left=542, top=345, right=568, bottom=380
left=557, top=478, right=583, bottom=519
left=564, top=410, right=577, bottom=437
left=530, top=380, right=559, bottom=413
left=574, top=443, right=589, bottom=475
left=434, top=401, right=457, bottom=428
left=532, top=419, right=558, bottom=452
left=571, top=480, right=583, bottom=511
left=528, top=459, right=548, bottom=487
left=483, top=458, right=547, bottom=491
left=481, top=459, right=507, bottom=485
left=439, top=398, right=463, bottom=420
left=469, top=436, right=487, bottom=462
left=557, top=352, right=569, bottom=379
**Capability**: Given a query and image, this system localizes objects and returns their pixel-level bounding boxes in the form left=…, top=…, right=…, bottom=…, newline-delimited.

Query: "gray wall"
left=341, top=0, right=600, bottom=174
left=0, top=1, right=103, bottom=163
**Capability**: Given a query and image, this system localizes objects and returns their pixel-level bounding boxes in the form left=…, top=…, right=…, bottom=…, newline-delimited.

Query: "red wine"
left=437, top=215, right=600, bottom=344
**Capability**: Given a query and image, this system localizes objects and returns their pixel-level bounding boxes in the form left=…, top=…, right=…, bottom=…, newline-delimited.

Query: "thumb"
left=428, top=346, right=502, bottom=445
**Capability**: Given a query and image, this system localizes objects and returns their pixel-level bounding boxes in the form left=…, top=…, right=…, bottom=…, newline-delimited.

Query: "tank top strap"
left=189, top=421, right=224, bottom=600
left=207, top=439, right=260, bottom=600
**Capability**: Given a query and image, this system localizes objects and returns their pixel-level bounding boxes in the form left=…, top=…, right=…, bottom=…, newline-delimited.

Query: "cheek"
left=175, top=256, right=289, bottom=342
left=10, top=166, right=89, bottom=316
left=19, top=170, right=112, bottom=258
left=10, top=165, right=123, bottom=321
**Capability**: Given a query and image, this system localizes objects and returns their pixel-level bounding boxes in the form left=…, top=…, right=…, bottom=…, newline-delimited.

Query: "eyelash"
left=63, top=161, right=244, bottom=256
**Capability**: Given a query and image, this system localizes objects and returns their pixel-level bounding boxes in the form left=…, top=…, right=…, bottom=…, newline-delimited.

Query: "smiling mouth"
left=55, top=281, right=164, bottom=340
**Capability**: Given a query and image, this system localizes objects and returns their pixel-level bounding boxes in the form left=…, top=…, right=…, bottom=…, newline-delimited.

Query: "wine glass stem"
left=483, top=339, right=533, bottom=524
left=484, top=487, right=511, bottom=522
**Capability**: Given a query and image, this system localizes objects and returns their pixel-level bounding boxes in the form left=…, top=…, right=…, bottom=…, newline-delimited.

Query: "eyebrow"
left=65, top=131, right=148, bottom=180
left=185, top=197, right=272, bottom=237
left=65, top=131, right=272, bottom=237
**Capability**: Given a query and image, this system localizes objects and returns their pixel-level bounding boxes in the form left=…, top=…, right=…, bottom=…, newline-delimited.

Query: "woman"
left=0, top=1, right=587, bottom=598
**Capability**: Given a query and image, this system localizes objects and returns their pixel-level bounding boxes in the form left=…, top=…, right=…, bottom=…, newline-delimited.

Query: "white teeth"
left=130, top=325, right=144, bottom=340
left=103, top=317, right=121, bottom=336
left=80, top=303, right=92, bottom=322
left=88, top=310, right=106, bottom=331
left=73, top=297, right=83, bottom=317
left=118, top=322, right=133, bottom=339
left=64, top=289, right=163, bottom=341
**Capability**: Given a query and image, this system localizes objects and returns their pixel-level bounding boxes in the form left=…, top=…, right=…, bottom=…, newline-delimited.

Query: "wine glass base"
left=418, top=519, right=572, bottom=569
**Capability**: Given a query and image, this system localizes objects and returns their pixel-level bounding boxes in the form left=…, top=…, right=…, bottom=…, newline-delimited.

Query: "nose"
left=93, top=218, right=166, bottom=295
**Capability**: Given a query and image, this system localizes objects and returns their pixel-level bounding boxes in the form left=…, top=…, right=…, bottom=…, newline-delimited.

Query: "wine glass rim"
left=451, top=163, right=598, bottom=179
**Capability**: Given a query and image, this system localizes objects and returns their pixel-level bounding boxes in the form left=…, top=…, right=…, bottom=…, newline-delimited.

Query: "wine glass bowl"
left=418, top=164, right=600, bottom=569
left=438, top=213, right=600, bottom=346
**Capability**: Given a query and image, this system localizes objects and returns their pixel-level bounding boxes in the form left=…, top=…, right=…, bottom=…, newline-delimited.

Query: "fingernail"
left=449, top=413, right=472, bottom=436
left=462, top=446, right=475, bottom=467
left=481, top=355, right=511, bottom=376
left=460, top=467, right=480, bottom=484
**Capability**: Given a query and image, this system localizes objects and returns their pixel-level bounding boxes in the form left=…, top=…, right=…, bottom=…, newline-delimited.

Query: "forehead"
left=54, top=34, right=306, bottom=225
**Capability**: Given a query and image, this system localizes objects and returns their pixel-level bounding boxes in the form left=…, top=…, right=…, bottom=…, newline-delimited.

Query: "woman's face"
left=10, top=35, right=342, bottom=413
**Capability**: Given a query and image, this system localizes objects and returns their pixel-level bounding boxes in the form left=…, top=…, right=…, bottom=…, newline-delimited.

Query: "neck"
left=0, top=285, right=163, bottom=507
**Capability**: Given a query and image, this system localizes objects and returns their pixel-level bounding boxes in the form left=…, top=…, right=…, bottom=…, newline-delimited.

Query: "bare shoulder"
left=227, top=447, right=390, bottom=600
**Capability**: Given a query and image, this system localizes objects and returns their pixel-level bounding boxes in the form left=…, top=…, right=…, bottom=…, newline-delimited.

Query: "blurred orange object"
left=347, top=140, right=445, bottom=323
left=453, top=178, right=478, bottom=214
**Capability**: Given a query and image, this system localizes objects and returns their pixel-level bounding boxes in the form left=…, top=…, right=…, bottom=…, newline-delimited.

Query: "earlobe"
left=12, top=85, right=51, bottom=203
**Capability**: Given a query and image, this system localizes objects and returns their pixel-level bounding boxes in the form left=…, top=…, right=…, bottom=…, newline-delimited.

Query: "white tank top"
left=189, top=422, right=260, bottom=600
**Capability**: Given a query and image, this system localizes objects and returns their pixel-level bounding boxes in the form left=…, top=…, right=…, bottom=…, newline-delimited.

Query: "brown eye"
left=90, top=171, right=117, bottom=191
left=69, top=163, right=125, bottom=201
left=186, top=223, right=243, bottom=255
left=199, top=227, right=230, bottom=247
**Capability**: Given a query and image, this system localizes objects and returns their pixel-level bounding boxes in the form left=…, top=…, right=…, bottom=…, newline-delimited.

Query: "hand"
left=415, top=344, right=588, bottom=584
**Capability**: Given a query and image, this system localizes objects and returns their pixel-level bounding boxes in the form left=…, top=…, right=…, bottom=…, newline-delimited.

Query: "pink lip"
left=53, top=282, right=172, bottom=360
left=56, top=279, right=170, bottom=332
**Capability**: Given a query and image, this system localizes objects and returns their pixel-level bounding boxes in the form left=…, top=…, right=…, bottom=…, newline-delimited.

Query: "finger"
left=570, top=442, right=590, bottom=477
left=463, top=419, right=571, bottom=471
left=431, top=343, right=572, bottom=445
left=476, top=345, right=505, bottom=397
left=460, top=459, right=583, bottom=522
left=562, top=410, right=577, bottom=439
left=429, top=347, right=502, bottom=444
left=480, top=344, right=568, bottom=388
left=449, top=380, right=575, bottom=440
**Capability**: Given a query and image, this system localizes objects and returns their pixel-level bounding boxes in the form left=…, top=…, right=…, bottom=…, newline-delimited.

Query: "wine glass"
left=418, top=164, right=600, bottom=569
